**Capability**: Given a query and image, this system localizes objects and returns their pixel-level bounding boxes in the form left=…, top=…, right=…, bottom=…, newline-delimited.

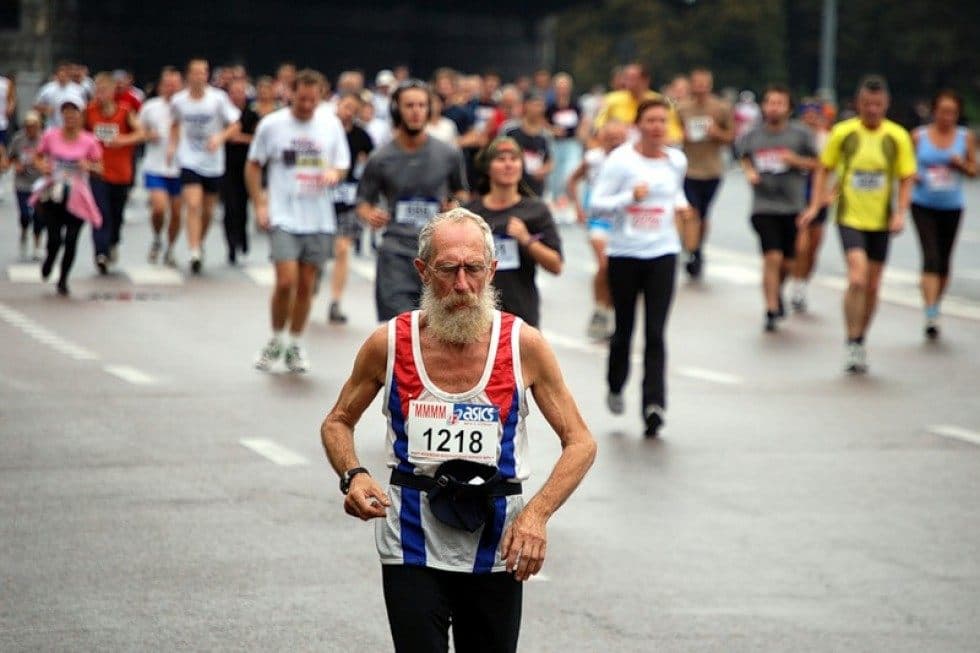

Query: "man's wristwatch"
left=340, top=467, right=370, bottom=495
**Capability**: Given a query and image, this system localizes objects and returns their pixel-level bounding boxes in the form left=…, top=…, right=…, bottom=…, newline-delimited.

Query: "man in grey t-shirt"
left=737, top=84, right=818, bottom=332
left=356, top=80, right=468, bottom=321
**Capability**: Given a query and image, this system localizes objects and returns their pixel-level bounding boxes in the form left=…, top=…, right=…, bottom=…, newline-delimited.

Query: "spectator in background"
left=547, top=72, right=586, bottom=212
left=487, top=84, right=522, bottom=139
left=252, top=76, right=281, bottom=119
left=426, top=93, right=459, bottom=146
left=9, top=111, right=45, bottom=260
left=359, top=90, right=391, bottom=148
left=34, top=61, right=85, bottom=127
left=373, top=69, right=396, bottom=124
left=222, top=77, right=259, bottom=264
left=505, top=94, right=552, bottom=198
left=275, top=62, right=297, bottom=104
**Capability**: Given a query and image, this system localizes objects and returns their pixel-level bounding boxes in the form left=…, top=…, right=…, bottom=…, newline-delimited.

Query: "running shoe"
left=148, top=239, right=162, bottom=264
left=163, top=248, right=177, bottom=268
left=56, top=279, right=69, bottom=296
left=254, top=338, right=283, bottom=371
left=925, top=317, right=940, bottom=341
left=328, top=301, right=348, bottom=325
left=644, top=404, right=665, bottom=438
left=587, top=310, right=608, bottom=340
left=685, top=252, right=703, bottom=279
left=284, top=343, right=310, bottom=373
left=190, top=254, right=202, bottom=275
left=32, top=243, right=43, bottom=262
left=844, top=342, right=868, bottom=374
left=96, top=254, right=109, bottom=275
left=607, top=391, right=625, bottom=415
left=790, top=292, right=807, bottom=313
left=764, top=312, right=778, bottom=333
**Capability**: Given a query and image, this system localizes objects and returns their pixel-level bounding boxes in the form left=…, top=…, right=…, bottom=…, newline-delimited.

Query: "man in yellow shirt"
left=800, top=75, right=916, bottom=374
left=594, top=62, right=682, bottom=144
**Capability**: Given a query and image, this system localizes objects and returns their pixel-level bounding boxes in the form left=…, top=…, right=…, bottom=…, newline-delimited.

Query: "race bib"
left=925, top=165, right=956, bottom=191
left=407, top=400, right=499, bottom=465
left=494, top=236, right=520, bottom=271
left=523, top=151, right=544, bottom=175
left=851, top=170, right=885, bottom=191
left=754, top=147, right=790, bottom=174
left=553, top=109, right=579, bottom=130
left=395, top=198, right=440, bottom=227
left=333, top=182, right=358, bottom=205
left=93, top=123, right=119, bottom=144
left=685, top=116, right=713, bottom=143
left=625, top=202, right=668, bottom=233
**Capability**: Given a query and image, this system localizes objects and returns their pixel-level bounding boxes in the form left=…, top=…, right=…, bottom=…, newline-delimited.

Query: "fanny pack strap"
left=390, top=470, right=522, bottom=496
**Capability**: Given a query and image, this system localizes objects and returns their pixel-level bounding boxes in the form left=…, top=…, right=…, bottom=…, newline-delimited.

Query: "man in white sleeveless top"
left=321, top=208, right=596, bottom=652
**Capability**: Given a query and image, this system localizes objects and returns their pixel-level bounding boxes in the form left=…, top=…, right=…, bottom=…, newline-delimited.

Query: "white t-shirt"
left=363, top=117, right=392, bottom=149
left=589, top=143, right=688, bottom=259
left=138, top=97, right=178, bottom=177
left=34, top=80, right=86, bottom=127
left=170, top=86, right=241, bottom=177
left=247, top=107, right=351, bottom=234
left=425, top=118, right=459, bottom=146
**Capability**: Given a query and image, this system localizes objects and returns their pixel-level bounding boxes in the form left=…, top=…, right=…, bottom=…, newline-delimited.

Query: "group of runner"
left=0, top=60, right=974, bottom=379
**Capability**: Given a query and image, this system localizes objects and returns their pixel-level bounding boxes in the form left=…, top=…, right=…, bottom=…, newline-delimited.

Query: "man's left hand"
left=500, top=508, right=547, bottom=581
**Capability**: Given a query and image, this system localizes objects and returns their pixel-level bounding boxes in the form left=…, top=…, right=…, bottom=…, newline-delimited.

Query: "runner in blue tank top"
left=910, top=90, right=977, bottom=339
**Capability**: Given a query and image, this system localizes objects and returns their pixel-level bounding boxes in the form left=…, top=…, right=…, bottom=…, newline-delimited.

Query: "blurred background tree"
left=555, top=0, right=980, bottom=123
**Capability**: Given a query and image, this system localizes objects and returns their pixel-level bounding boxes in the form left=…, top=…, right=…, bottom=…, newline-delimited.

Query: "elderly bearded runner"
left=320, top=208, right=596, bottom=653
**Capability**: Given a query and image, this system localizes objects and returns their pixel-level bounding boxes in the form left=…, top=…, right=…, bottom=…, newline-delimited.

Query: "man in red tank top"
left=320, top=208, right=596, bottom=652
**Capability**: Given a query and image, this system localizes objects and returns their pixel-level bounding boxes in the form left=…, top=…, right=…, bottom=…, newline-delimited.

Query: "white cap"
left=375, top=69, right=396, bottom=88
left=60, top=93, right=86, bottom=111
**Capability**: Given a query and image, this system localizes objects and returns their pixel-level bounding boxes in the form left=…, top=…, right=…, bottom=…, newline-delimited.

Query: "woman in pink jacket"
left=34, top=95, right=103, bottom=295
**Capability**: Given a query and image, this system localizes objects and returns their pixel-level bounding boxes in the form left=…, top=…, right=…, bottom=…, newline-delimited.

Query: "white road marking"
left=956, top=269, right=980, bottom=282
left=541, top=330, right=606, bottom=356
left=244, top=264, right=276, bottom=287
left=929, top=424, right=980, bottom=446
left=125, top=265, right=185, bottom=285
left=959, top=230, right=980, bottom=244
left=705, top=263, right=759, bottom=286
left=527, top=572, right=550, bottom=582
left=103, top=364, right=158, bottom=385
left=0, top=302, right=99, bottom=361
left=676, top=366, right=743, bottom=386
left=6, top=263, right=47, bottom=283
left=240, top=438, right=310, bottom=466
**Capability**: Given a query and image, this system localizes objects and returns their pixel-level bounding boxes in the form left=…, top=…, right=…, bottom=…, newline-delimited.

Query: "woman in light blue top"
left=910, top=90, right=976, bottom=339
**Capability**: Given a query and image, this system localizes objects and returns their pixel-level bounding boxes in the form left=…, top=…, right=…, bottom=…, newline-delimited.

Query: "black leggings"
left=221, top=171, right=249, bottom=255
left=42, top=200, right=85, bottom=284
left=607, top=254, right=677, bottom=411
left=382, top=565, right=522, bottom=653
left=911, top=203, right=962, bottom=276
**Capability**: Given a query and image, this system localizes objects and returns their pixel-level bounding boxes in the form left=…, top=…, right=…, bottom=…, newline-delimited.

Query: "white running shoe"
left=254, top=338, right=283, bottom=371
left=844, top=342, right=867, bottom=374
left=284, top=343, right=310, bottom=373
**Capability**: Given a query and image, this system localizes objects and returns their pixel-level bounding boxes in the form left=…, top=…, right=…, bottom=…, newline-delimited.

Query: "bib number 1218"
left=423, top=428, right=484, bottom=455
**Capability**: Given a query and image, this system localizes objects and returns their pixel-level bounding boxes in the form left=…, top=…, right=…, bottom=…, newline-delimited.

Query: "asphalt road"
left=1, top=169, right=978, bottom=652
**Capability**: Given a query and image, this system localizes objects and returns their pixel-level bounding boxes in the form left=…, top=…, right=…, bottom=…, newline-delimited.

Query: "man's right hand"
left=633, top=182, right=649, bottom=202
left=746, top=168, right=761, bottom=186
left=363, top=207, right=390, bottom=229
left=256, top=203, right=271, bottom=231
left=343, top=474, right=390, bottom=521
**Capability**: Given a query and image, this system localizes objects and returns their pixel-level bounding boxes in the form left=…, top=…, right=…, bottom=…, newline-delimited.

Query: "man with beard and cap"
left=357, top=79, right=469, bottom=321
left=320, top=208, right=596, bottom=653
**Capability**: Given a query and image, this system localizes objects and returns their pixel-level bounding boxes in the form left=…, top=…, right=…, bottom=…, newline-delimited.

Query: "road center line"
left=103, top=365, right=158, bottom=385
left=929, top=424, right=980, bottom=446
left=240, top=438, right=310, bottom=466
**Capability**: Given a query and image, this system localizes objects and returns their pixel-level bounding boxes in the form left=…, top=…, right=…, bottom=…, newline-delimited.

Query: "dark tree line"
left=555, top=0, right=980, bottom=124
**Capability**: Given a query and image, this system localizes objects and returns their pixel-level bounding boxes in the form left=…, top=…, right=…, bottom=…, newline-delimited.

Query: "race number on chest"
left=407, top=400, right=499, bottom=465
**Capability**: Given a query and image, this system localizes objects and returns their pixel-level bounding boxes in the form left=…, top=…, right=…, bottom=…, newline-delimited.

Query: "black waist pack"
left=390, top=460, right=522, bottom=532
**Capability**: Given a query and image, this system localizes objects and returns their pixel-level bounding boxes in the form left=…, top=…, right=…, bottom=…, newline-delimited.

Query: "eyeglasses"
left=428, top=263, right=489, bottom=280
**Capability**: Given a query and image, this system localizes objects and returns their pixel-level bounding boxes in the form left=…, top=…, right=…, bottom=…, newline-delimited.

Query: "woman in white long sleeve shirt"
left=589, top=98, right=690, bottom=437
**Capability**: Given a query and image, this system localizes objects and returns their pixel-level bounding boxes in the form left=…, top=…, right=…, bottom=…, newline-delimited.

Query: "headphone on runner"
left=389, top=79, right=433, bottom=128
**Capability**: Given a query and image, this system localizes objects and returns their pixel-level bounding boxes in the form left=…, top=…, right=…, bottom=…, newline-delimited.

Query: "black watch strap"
left=340, top=467, right=370, bottom=495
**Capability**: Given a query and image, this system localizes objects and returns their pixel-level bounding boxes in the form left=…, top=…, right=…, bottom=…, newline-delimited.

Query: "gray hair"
left=417, top=208, right=495, bottom=264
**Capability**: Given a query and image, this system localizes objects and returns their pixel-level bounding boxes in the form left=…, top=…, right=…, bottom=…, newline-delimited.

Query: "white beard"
left=419, top=283, right=498, bottom=345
